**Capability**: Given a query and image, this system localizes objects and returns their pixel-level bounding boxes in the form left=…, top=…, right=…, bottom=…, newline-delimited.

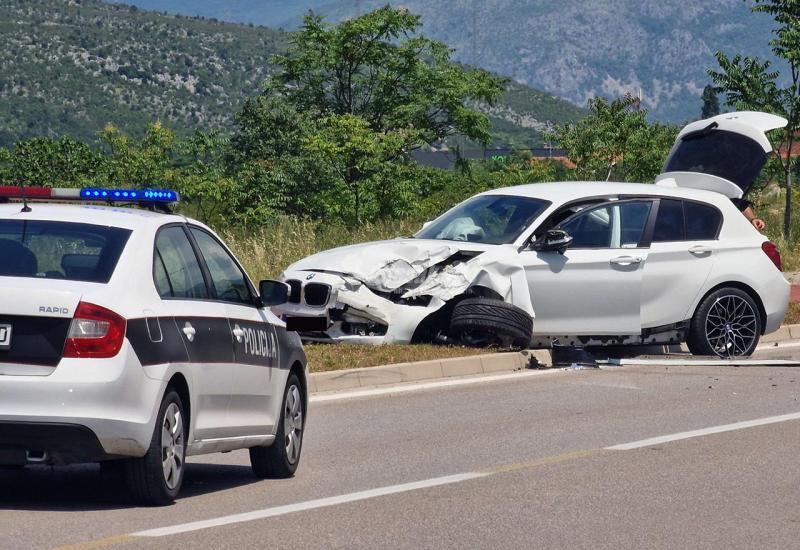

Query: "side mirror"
left=530, top=229, right=573, bottom=254
left=421, top=220, right=433, bottom=229
left=259, top=280, right=290, bottom=307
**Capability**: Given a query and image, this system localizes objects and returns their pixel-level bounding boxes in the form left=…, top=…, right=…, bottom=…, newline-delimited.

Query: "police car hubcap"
left=161, top=403, right=184, bottom=490
left=705, top=295, right=757, bottom=358
left=284, top=385, right=303, bottom=465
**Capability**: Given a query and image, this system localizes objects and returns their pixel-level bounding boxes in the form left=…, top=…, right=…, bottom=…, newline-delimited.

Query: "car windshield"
left=663, top=129, right=767, bottom=193
left=0, top=220, right=131, bottom=282
left=415, top=195, right=550, bottom=244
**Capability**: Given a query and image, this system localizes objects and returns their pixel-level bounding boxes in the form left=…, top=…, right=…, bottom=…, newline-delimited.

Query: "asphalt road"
left=2, top=358, right=800, bottom=549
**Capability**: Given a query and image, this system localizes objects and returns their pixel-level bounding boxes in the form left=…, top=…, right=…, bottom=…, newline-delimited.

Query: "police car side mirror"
left=530, top=229, right=573, bottom=254
left=259, top=280, right=290, bottom=307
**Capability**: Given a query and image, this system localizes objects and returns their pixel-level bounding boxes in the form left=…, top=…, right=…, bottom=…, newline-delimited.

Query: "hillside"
left=122, top=0, right=781, bottom=122
left=0, top=0, right=583, bottom=148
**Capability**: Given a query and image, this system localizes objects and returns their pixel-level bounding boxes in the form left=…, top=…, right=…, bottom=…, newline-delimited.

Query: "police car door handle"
left=232, top=325, right=244, bottom=343
left=182, top=322, right=196, bottom=342
left=689, top=245, right=712, bottom=255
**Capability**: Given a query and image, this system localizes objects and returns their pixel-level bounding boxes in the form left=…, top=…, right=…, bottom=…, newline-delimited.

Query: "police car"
left=0, top=186, right=308, bottom=505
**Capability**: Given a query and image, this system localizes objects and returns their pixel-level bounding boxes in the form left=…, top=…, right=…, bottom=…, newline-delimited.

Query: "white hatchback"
left=278, top=112, right=790, bottom=357
left=0, top=188, right=307, bottom=505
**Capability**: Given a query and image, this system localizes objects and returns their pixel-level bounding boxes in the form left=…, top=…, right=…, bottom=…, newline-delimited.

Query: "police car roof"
left=0, top=202, right=187, bottom=230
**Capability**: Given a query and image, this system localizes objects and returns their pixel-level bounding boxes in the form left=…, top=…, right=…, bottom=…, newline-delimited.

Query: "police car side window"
left=154, top=227, right=209, bottom=299
left=189, top=228, right=252, bottom=305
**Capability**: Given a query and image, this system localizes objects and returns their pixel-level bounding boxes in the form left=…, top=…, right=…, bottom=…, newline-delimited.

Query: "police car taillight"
left=63, top=302, right=127, bottom=359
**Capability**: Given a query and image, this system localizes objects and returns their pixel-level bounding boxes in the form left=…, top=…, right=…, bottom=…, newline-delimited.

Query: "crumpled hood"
left=287, top=238, right=491, bottom=292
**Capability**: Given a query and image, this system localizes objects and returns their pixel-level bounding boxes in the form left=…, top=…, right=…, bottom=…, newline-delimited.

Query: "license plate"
left=0, top=324, right=11, bottom=350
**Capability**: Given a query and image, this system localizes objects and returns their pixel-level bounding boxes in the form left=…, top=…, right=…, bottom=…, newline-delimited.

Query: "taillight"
left=762, top=241, right=782, bottom=271
left=63, top=302, right=126, bottom=359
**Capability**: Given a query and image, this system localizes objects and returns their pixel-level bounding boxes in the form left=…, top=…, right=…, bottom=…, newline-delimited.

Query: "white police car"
left=0, top=186, right=308, bottom=505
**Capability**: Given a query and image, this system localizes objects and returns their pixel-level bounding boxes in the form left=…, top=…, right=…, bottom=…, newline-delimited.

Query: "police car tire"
left=450, top=298, right=533, bottom=349
left=124, top=390, right=186, bottom=506
left=250, top=373, right=304, bottom=479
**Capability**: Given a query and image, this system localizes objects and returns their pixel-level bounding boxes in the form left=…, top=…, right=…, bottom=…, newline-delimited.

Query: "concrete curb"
left=309, top=349, right=551, bottom=394
left=308, top=323, right=800, bottom=394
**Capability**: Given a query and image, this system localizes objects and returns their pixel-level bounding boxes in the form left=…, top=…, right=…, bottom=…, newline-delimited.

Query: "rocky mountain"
left=0, top=0, right=582, bottom=148
left=119, top=0, right=781, bottom=122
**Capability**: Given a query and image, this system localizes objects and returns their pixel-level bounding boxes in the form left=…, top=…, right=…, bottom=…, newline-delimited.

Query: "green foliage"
left=548, top=95, right=677, bottom=183
left=0, top=136, right=104, bottom=187
left=708, top=0, right=800, bottom=237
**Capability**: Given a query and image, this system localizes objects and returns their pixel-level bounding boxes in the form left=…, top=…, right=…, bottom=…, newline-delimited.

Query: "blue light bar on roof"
left=78, top=188, right=180, bottom=203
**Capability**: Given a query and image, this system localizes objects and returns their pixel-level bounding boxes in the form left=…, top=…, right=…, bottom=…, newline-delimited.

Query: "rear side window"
left=189, top=228, right=253, bottom=305
left=653, top=199, right=686, bottom=242
left=154, top=226, right=208, bottom=299
left=0, top=220, right=130, bottom=282
left=685, top=202, right=722, bottom=240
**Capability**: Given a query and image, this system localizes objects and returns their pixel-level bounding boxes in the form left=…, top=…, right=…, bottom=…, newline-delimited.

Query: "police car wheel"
left=250, top=373, right=304, bottom=479
left=124, top=389, right=187, bottom=505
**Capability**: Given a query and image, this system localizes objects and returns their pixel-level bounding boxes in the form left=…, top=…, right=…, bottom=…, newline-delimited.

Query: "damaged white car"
left=277, top=111, right=790, bottom=357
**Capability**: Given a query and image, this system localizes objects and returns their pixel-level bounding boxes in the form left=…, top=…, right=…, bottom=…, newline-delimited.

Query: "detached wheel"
left=250, top=373, right=305, bottom=479
left=124, top=389, right=186, bottom=505
left=449, top=298, right=533, bottom=349
left=687, top=287, right=761, bottom=357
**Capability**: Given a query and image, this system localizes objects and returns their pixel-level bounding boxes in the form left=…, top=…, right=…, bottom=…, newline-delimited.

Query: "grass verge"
left=305, top=343, right=500, bottom=373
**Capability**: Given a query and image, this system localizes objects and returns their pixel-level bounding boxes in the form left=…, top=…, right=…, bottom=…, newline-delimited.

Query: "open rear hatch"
left=657, top=111, right=787, bottom=198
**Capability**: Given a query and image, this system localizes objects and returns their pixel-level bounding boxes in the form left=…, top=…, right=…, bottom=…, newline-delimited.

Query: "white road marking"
left=310, top=368, right=570, bottom=402
left=127, top=410, right=800, bottom=540
left=605, top=411, right=800, bottom=450
left=133, top=472, right=489, bottom=537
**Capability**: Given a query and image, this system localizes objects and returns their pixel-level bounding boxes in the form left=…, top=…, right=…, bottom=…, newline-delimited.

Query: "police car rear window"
left=0, top=220, right=131, bottom=283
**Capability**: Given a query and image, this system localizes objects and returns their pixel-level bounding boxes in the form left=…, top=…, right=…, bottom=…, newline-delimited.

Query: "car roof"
left=481, top=181, right=732, bottom=206
left=0, top=202, right=187, bottom=230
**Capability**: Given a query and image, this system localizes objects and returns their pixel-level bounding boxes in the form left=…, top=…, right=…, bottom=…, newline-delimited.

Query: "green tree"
left=98, top=122, right=176, bottom=188
left=0, top=136, right=105, bottom=187
left=701, top=85, right=721, bottom=118
left=548, top=95, right=677, bottom=182
left=708, top=0, right=800, bottom=238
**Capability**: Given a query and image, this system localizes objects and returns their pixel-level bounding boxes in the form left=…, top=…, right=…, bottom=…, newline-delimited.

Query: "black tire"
left=449, top=297, right=533, bottom=349
left=250, top=373, right=305, bottom=479
left=124, top=389, right=187, bottom=506
left=687, top=287, right=762, bottom=357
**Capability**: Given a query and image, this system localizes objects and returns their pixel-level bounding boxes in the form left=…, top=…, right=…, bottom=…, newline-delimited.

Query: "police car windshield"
left=0, top=220, right=131, bottom=283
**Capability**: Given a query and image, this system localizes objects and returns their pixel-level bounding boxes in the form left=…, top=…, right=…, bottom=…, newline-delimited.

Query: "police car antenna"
left=18, top=180, right=31, bottom=213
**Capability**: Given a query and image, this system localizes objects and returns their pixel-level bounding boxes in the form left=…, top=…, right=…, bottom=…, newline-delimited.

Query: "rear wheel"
left=687, top=287, right=761, bottom=357
left=250, top=373, right=305, bottom=479
left=124, top=389, right=186, bottom=505
left=449, top=298, right=533, bottom=349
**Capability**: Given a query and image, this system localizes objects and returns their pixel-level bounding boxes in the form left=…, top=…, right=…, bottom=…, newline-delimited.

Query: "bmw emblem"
left=306, top=273, right=316, bottom=280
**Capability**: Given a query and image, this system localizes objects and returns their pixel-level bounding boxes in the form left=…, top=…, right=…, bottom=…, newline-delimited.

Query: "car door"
left=521, top=200, right=654, bottom=336
left=641, top=198, right=720, bottom=328
left=153, top=225, right=235, bottom=441
left=188, top=226, right=279, bottom=437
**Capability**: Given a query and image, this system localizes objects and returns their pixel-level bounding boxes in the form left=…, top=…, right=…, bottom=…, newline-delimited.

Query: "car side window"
left=653, top=199, right=686, bottom=242
left=189, top=228, right=253, bottom=305
left=685, top=202, right=722, bottom=240
left=154, top=226, right=209, bottom=299
left=559, top=201, right=652, bottom=249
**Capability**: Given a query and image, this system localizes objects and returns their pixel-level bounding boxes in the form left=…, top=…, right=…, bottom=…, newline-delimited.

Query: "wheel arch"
left=166, top=372, right=191, bottom=428
left=289, top=360, right=308, bottom=409
left=694, top=281, right=767, bottom=335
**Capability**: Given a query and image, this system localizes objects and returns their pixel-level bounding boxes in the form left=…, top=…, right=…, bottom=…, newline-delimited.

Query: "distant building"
left=411, top=148, right=572, bottom=170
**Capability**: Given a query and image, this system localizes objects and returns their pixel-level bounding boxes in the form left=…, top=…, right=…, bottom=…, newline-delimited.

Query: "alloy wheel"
left=161, top=402, right=184, bottom=490
left=704, top=294, right=758, bottom=358
left=284, top=384, right=304, bottom=465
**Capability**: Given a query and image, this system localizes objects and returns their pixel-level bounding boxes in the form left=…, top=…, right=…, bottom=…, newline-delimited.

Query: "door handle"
left=232, top=325, right=244, bottom=343
left=182, top=322, right=196, bottom=342
left=610, top=256, right=642, bottom=266
left=689, top=245, right=712, bottom=255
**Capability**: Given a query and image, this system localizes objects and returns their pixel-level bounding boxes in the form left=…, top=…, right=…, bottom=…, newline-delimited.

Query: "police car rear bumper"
left=0, top=343, right=163, bottom=461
